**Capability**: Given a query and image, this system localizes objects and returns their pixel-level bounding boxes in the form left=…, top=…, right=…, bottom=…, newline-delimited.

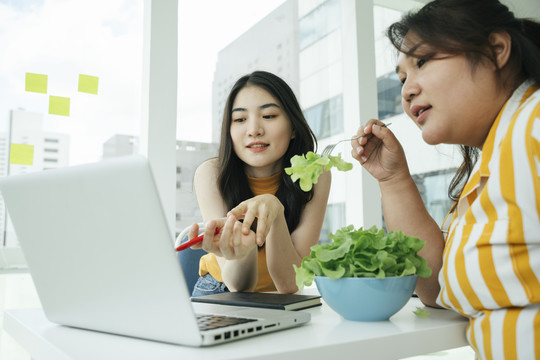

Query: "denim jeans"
left=191, top=273, right=229, bottom=297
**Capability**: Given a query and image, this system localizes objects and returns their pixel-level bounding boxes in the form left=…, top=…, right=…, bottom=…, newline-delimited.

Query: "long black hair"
left=218, top=71, right=317, bottom=233
left=386, top=0, right=540, bottom=210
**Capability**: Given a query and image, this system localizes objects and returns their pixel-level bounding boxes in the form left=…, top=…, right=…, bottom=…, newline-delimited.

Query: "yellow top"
left=199, top=171, right=281, bottom=292
left=438, top=81, right=540, bottom=358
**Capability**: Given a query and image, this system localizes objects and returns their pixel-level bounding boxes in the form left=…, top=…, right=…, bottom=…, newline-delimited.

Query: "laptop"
left=0, top=155, right=310, bottom=346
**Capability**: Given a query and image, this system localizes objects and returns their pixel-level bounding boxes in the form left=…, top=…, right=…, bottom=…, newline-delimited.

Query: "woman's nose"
left=247, top=119, right=263, bottom=137
left=401, top=77, right=419, bottom=103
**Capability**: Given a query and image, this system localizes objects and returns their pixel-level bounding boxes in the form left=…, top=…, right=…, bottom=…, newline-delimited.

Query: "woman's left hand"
left=227, top=194, right=284, bottom=247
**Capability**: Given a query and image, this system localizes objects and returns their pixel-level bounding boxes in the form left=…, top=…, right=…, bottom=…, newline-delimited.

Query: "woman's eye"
left=233, top=118, right=245, bottom=123
left=399, top=77, right=406, bottom=85
left=263, top=114, right=277, bottom=119
left=417, top=58, right=427, bottom=68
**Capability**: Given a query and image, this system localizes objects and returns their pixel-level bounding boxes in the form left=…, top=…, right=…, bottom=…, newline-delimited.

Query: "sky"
left=0, top=0, right=285, bottom=165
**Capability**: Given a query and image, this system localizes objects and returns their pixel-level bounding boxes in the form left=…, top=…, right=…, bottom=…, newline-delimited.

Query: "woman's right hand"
left=351, top=119, right=408, bottom=183
left=191, top=216, right=257, bottom=260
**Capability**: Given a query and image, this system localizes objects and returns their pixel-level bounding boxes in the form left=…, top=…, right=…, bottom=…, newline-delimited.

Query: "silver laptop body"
left=0, top=155, right=310, bottom=346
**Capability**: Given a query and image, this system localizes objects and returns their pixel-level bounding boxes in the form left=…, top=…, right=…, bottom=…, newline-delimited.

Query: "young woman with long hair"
left=189, top=71, right=331, bottom=296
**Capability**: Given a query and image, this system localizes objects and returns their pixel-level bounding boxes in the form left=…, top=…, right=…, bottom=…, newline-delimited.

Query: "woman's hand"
left=190, top=217, right=257, bottom=260
left=351, top=119, right=409, bottom=183
left=227, top=194, right=285, bottom=247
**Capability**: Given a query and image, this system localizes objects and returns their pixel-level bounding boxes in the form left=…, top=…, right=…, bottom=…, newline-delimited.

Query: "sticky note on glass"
left=49, top=96, right=70, bottom=116
left=78, top=74, right=99, bottom=94
left=25, top=72, right=48, bottom=94
left=9, top=144, right=34, bottom=165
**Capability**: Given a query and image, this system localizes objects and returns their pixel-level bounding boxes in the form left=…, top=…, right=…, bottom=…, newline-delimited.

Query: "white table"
left=3, top=296, right=468, bottom=360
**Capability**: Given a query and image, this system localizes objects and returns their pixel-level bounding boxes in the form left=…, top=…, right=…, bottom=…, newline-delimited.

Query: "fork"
left=321, top=123, right=391, bottom=156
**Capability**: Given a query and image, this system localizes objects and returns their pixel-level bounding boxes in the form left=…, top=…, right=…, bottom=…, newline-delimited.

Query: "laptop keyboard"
left=196, top=314, right=257, bottom=331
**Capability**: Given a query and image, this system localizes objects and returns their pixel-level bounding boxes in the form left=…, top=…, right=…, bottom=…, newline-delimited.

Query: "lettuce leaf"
left=413, top=307, right=430, bottom=317
left=295, top=225, right=432, bottom=290
left=285, top=151, right=353, bottom=192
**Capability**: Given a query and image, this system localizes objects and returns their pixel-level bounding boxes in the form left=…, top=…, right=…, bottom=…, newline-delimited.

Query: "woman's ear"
left=489, top=31, right=512, bottom=69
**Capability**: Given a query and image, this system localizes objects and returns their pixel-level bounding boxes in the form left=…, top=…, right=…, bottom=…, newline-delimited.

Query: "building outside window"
left=304, top=95, right=343, bottom=139
left=412, top=169, right=458, bottom=227
left=377, top=72, right=403, bottom=120
left=319, top=202, right=345, bottom=244
left=299, top=0, right=340, bottom=51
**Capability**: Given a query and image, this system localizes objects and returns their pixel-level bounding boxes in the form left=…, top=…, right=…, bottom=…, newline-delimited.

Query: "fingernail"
left=361, top=156, right=367, bottom=162
left=373, top=124, right=380, bottom=130
left=356, top=146, right=362, bottom=154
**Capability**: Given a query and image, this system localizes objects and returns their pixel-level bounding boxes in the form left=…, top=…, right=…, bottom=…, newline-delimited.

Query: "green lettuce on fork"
left=294, top=225, right=432, bottom=290
left=285, top=151, right=353, bottom=192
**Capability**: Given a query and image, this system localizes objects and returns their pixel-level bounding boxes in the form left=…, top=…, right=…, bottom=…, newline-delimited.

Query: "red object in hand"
left=175, top=228, right=220, bottom=251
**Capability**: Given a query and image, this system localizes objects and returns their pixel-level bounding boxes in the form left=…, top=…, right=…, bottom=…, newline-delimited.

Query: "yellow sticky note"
left=78, top=74, right=99, bottom=94
left=10, top=144, right=34, bottom=165
left=49, top=96, right=70, bottom=116
left=25, top=72, right=48, bottom=93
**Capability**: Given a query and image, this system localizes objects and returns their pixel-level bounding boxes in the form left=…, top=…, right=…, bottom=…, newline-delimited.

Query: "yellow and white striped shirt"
left=438, top=80, right=540, bottom=360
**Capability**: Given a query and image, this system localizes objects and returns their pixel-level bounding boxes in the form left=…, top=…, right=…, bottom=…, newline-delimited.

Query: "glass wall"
left=377, top=73, right=403, bottom=120
left=0, top=1, right=289, bottom=262
left=304, top=95, right=343, bottom=139
left=319, top=202, right=345, bottom=244
left=0, top=0, right=465, bottom=264
left=0, top=0, right=143, bottom=251
left=412, top=169, right=457, bottom=226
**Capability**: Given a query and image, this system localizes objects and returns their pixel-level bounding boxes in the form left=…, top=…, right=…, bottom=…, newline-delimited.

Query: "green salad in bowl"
left=294, top=225, right=432, bottom=321
left=294, top=225, right=432, bottom=289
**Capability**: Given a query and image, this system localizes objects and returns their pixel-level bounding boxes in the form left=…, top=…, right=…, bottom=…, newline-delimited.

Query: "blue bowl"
left=315, top=275, right=418, bottom=321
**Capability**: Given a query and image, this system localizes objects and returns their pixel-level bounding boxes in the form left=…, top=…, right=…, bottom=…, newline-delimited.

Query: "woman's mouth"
left=412, top=105, right=431, bottom=117
left=247, top=142, right=269, bottom=152
left=417, top=106, right=431, bottom=116
left=412, top=105, right=432, bottom=124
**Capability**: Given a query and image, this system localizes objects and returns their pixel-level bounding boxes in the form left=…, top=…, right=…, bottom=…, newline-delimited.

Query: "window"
left=304, top=95, right=343, bottom=139
left=299, top=0, right=340, bottom=51
left=319, top=202, right=346, bottom=244
left=377, top=72, right=403, bottom=120
left=0, top=0, right=143, bottom=253
left=412, top=169, right=457, bottom=227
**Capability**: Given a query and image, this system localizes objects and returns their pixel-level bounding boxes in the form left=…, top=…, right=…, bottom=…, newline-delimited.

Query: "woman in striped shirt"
left=351, top=0, right=540, bottom=358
